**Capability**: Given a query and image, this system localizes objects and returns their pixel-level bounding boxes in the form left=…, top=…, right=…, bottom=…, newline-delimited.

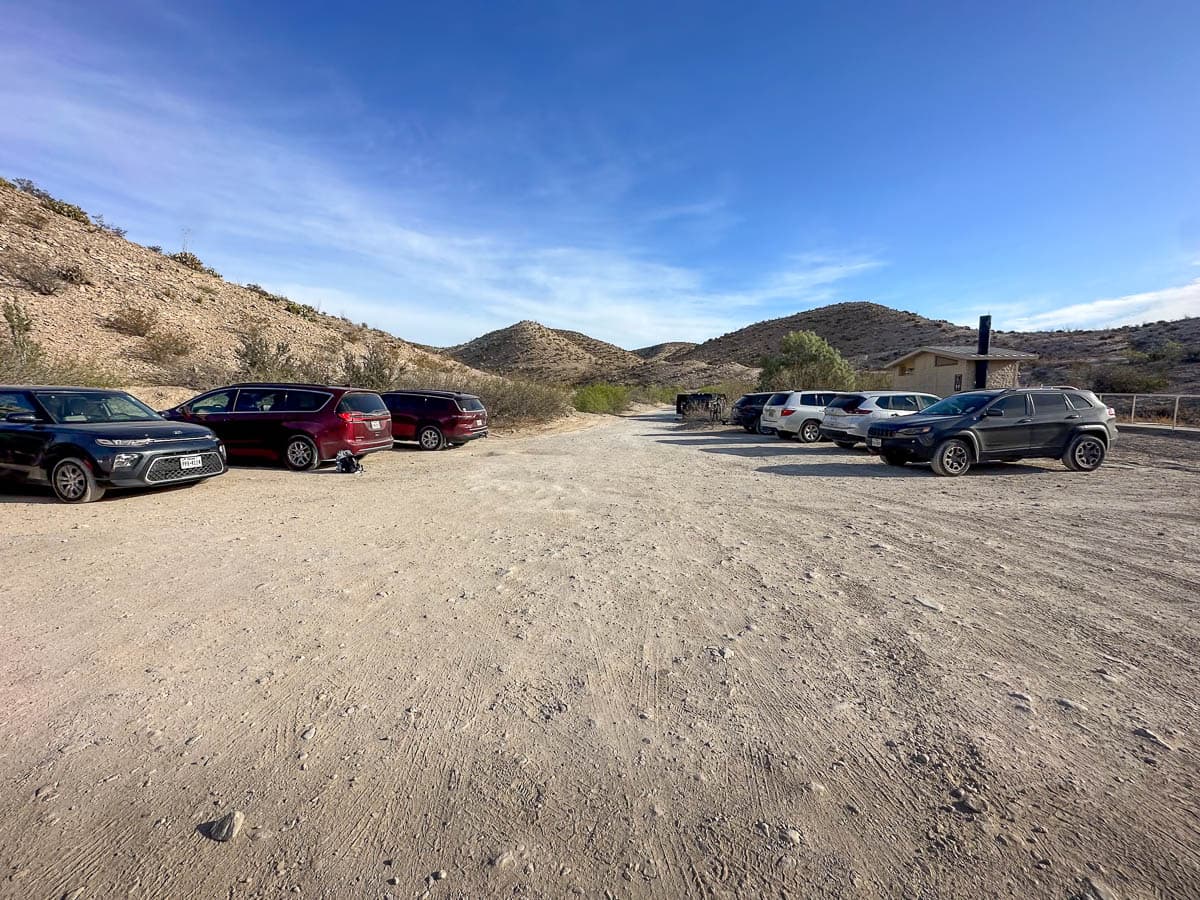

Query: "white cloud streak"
left=1002, top=279, right=1200, bottom=331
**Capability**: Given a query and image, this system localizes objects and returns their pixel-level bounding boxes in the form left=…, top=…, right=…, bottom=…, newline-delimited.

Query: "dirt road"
left=2, top=413, right=1198, bottom=899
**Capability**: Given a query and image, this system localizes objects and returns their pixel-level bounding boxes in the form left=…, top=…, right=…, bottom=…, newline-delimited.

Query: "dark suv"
left=162, top=384, right=392, bottom=470
left=866, top=388, right=1117, bottom=476
left=381, top=390, right=488, bottom=450
left=729, top=392, right=775, bottom=432
left=0, top=386, right=226, bottom=502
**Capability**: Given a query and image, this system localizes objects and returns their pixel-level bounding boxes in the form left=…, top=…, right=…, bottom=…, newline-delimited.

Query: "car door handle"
left=1066, top=414, right=1080, bottom=419
left=1017, top=418, right=1032, bottom=424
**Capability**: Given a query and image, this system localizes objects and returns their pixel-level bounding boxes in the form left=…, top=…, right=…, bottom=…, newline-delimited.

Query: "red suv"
left=381, top=390, right=489, bottom=450
left=162, top=383, right=393, bottom=470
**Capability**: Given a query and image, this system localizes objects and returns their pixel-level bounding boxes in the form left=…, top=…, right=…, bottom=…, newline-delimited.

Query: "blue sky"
left=2, top=1, right=1198, bottom=347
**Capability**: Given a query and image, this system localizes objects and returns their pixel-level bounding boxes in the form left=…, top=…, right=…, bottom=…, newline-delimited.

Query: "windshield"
left=919, top=393, right=994, bottom=416
left=35, top=391, right=161, bottom=424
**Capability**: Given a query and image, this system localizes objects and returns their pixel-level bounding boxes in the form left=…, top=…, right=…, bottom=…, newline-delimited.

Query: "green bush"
left=140, top=330, right=193, bottom=363
left=1090, top=365, right=1169, bottom=393
left=629, top=384, right=680, bottom=405
left=234, top=326, right=298, bottom=380
left=758, top=331, right=856, bottom=392
left=387, top=370, right=570, bottom=429
left=573, top=383, right=632, bottom=414
left=0, top=299, right=114, bottom=385
left=343, top=341, right=408, bottom=390
left=168, top=251, right=220, bottom=277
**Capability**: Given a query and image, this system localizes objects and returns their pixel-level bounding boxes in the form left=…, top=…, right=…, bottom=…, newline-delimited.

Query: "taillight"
left=781, top=408, right=796, bottom=416
left=848, top=407, right=870, bottom=415
left=1106, top=407, right=1115, bottom=417
left=338, top=412, right=363, bottom=423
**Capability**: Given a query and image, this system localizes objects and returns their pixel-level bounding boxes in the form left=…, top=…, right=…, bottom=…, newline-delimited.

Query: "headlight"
left=112, top=453, right=142, bottom=468
left=217, top=442, right=227, bottom=459
left=97, top=438, right=152, bottom=447
left=898, top=426, right=932, bottom=436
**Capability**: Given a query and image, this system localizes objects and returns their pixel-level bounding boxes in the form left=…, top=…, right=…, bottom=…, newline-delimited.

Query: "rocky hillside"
left=0, top=180, right=470, bottom=387
left=676, top=300, right=1200, bottom=392
left=632, top=341, right=698, bottom=361
left=447, top=321, right=754, bottom=387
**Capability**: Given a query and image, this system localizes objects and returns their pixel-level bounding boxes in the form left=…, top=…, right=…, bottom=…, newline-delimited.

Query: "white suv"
left=762, top=391, right=840, bottom=442
left=820, top=391, right=940, bottom=447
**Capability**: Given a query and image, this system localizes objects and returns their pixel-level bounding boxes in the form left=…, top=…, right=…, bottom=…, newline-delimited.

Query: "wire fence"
left=1096, top=393, right=1200, bottom=430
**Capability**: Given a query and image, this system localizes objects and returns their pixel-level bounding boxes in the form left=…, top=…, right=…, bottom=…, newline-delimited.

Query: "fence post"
left=1130, top=395, right=1138, bottom=423
left=1174, top=396, right=1180, bottom=430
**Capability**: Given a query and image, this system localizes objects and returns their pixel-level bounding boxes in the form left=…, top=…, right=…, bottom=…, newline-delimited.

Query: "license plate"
left=179, top=455, right=202, bottom=470
left=369, top=420, right=381, bottom=431
left=868, top=438, right=881, bottom=447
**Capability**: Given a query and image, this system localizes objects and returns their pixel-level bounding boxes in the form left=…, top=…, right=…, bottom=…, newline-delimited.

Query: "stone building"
left=884, top=345, right=1037, bottom=396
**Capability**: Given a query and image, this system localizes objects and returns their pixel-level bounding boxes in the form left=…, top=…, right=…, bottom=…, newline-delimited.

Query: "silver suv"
left=820, top=391, right=940, bottom=448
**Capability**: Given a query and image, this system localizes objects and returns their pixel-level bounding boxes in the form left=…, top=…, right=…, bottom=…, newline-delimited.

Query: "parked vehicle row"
left=730, top=386, right=1117, bottom=476
left=0, top=382, right=490, bottom=502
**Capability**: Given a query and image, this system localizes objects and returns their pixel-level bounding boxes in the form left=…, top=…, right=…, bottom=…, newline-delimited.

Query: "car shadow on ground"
left=757, top=461, right=1051, bottom=478
left=0, top=482, right=58, bottom=504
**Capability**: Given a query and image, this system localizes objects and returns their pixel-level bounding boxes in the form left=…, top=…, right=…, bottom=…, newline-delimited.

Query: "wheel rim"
left=802, top=422, right=819, bottom=442
left=420, top=429, right=440, bottom=449
left=287, top=440, right=313, bottom=467
left=55, top=463, right=87, bottom=499
left=1074, top=439, right=1103, bottom=469
left=942, top=443, right=968, bottom=474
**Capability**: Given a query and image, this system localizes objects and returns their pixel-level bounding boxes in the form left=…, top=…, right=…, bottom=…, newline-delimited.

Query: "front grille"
left=145, top=451, right=224, bottom=483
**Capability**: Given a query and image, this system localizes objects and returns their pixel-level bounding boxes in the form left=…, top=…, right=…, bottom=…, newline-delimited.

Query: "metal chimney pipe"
left=974, top=315, right=992, bottom=389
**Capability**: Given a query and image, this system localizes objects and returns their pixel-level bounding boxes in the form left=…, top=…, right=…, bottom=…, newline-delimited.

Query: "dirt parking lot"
left=1, top=412, right=1198, bottom=899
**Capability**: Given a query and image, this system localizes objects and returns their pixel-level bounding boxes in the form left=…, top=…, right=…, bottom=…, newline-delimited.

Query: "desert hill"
left=632, top=341, right=698, bottom=361
left=447, top=322, right=754, bottom=387
left=0, top=180, right=471, bottom=387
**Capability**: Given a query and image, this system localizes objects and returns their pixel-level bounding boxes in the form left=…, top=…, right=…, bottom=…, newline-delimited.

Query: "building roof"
left=885, top=345, right=1038, bottom=368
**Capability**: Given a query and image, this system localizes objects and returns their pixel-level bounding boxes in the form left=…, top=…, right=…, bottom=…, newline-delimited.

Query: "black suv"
left=866, top=388, right=1117, bottom=476
left=729, top=392, right=775, bottom=432
left=0, top=386, right=226, bottom=502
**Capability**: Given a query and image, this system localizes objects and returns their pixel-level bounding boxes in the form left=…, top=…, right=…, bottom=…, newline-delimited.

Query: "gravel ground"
left=1, top=413, right=1197, bottom=899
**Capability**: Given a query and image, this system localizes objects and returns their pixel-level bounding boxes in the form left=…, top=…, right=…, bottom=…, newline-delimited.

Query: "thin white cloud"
left=0, top=32, right=879, bottom=349
left=1002, top=279, right=1200, bottom=331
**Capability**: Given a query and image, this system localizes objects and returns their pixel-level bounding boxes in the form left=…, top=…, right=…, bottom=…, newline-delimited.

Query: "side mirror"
left=985, top=407, right=1004, bottom=417
left=5, top=412, right=40, bottom=423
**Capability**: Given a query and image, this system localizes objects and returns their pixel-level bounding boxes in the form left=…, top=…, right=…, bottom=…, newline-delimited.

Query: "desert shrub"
left=0, top=299, right=114, bottom=385
left=0, top=251, right=62, bottom=295
left=343, top=341, right=408, bottom=389
left=147, top=245, right=163, bottom=254
left=758, top=331, right=856, bottom=391
left=244, top=283, right=270, bottom=297
left=91, top=213, right=126, bottom=237
left=168, top=251, right=220, bottom=277
left=103, top=304, right=159, bottom=336
left=40, top=197, right=91, bottom=225
left=855, top=369, right=893, bottom=390
left=629, top=384, right=680, bottom=405
left=19, top=210, right=49, bottom=230
left=140, top=330, right=193, bottom=364
left=573, top=382, right=631, bottom=414
left=55, top=263, right=91, bottom=285
left=0, top=175, right=13, bottom=190
left=1089, top=364, right=1170, bottom=393
left=153, top=357, right=235, bottom=391
left=234, top=326, right=298, bottom=380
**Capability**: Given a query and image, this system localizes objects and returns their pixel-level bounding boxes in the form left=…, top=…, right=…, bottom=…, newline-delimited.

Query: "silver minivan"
left=820, top=390, right=940, bottom=447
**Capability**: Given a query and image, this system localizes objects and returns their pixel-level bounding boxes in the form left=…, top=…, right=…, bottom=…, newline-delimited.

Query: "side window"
left=235, top=389, right=285, bottom=412
left=891, top=395, right=920, bottom=412
left=0, top=391, right=37, bottom=417
left=281, top=390, right=328, bottom=412
left=190, top=390, right=235, bottom=414
left=990, top=394, right=1028, bottom=416
left=1066, top=392, right=1093, bottom=409
left=918, top=395, right=939, bottom=409
left=875, top=396, right=892, bottom=410
left=1032, top=392, right=1069, bottom=414
left=799, top=393, right=815, bottom=406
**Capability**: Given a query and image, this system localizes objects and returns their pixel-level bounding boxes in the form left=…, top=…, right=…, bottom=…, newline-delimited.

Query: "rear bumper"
left=448, top=428, right=488, bottom=444
left=326, top=436, right=393, bottom=460
left=820, top=425, right=861, bottom=443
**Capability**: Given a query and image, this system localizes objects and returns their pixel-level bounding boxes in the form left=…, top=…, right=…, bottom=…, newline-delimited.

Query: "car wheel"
left=1064, top=434, right=1106, bottom=472
left=800, top=420, right=821, bottom=443
left=880, top=451, right=908, bottom=467
left=834, top=440, right=856, bottom=449
left=931, top=438, right=972, bottom=477
left=51, top=457, right=105, bottom=503
left=418, top=425, right=446, bottom=451
left=284, top=435, right=320, bottom=471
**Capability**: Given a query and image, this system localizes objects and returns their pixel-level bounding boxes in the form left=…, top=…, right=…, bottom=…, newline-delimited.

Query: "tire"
left=743, top=425, right=754, bottom=433
left=880, top=451, right=908, bottom=467
left=931, top=438, right=972, bottom=477
left=834, top=440, right=856, bottom=449
left=1063, top=434, right=1106, bottom=472
left=284, top=435, right=320, bottom=471
left=51, top=456, right=105, bottom=503
left=799, top=420, right=821, bottom=443
left=417, top=425, right=446, bottom=451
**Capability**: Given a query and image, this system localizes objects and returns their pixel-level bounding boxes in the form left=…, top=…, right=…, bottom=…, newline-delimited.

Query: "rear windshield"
left=457, top=396, right=485, bottom=412
left=828, top=395, right=866, bottom=410
left=767, top=392, right=791, bottom=405
left=338, top=392, right=388, bottom=414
